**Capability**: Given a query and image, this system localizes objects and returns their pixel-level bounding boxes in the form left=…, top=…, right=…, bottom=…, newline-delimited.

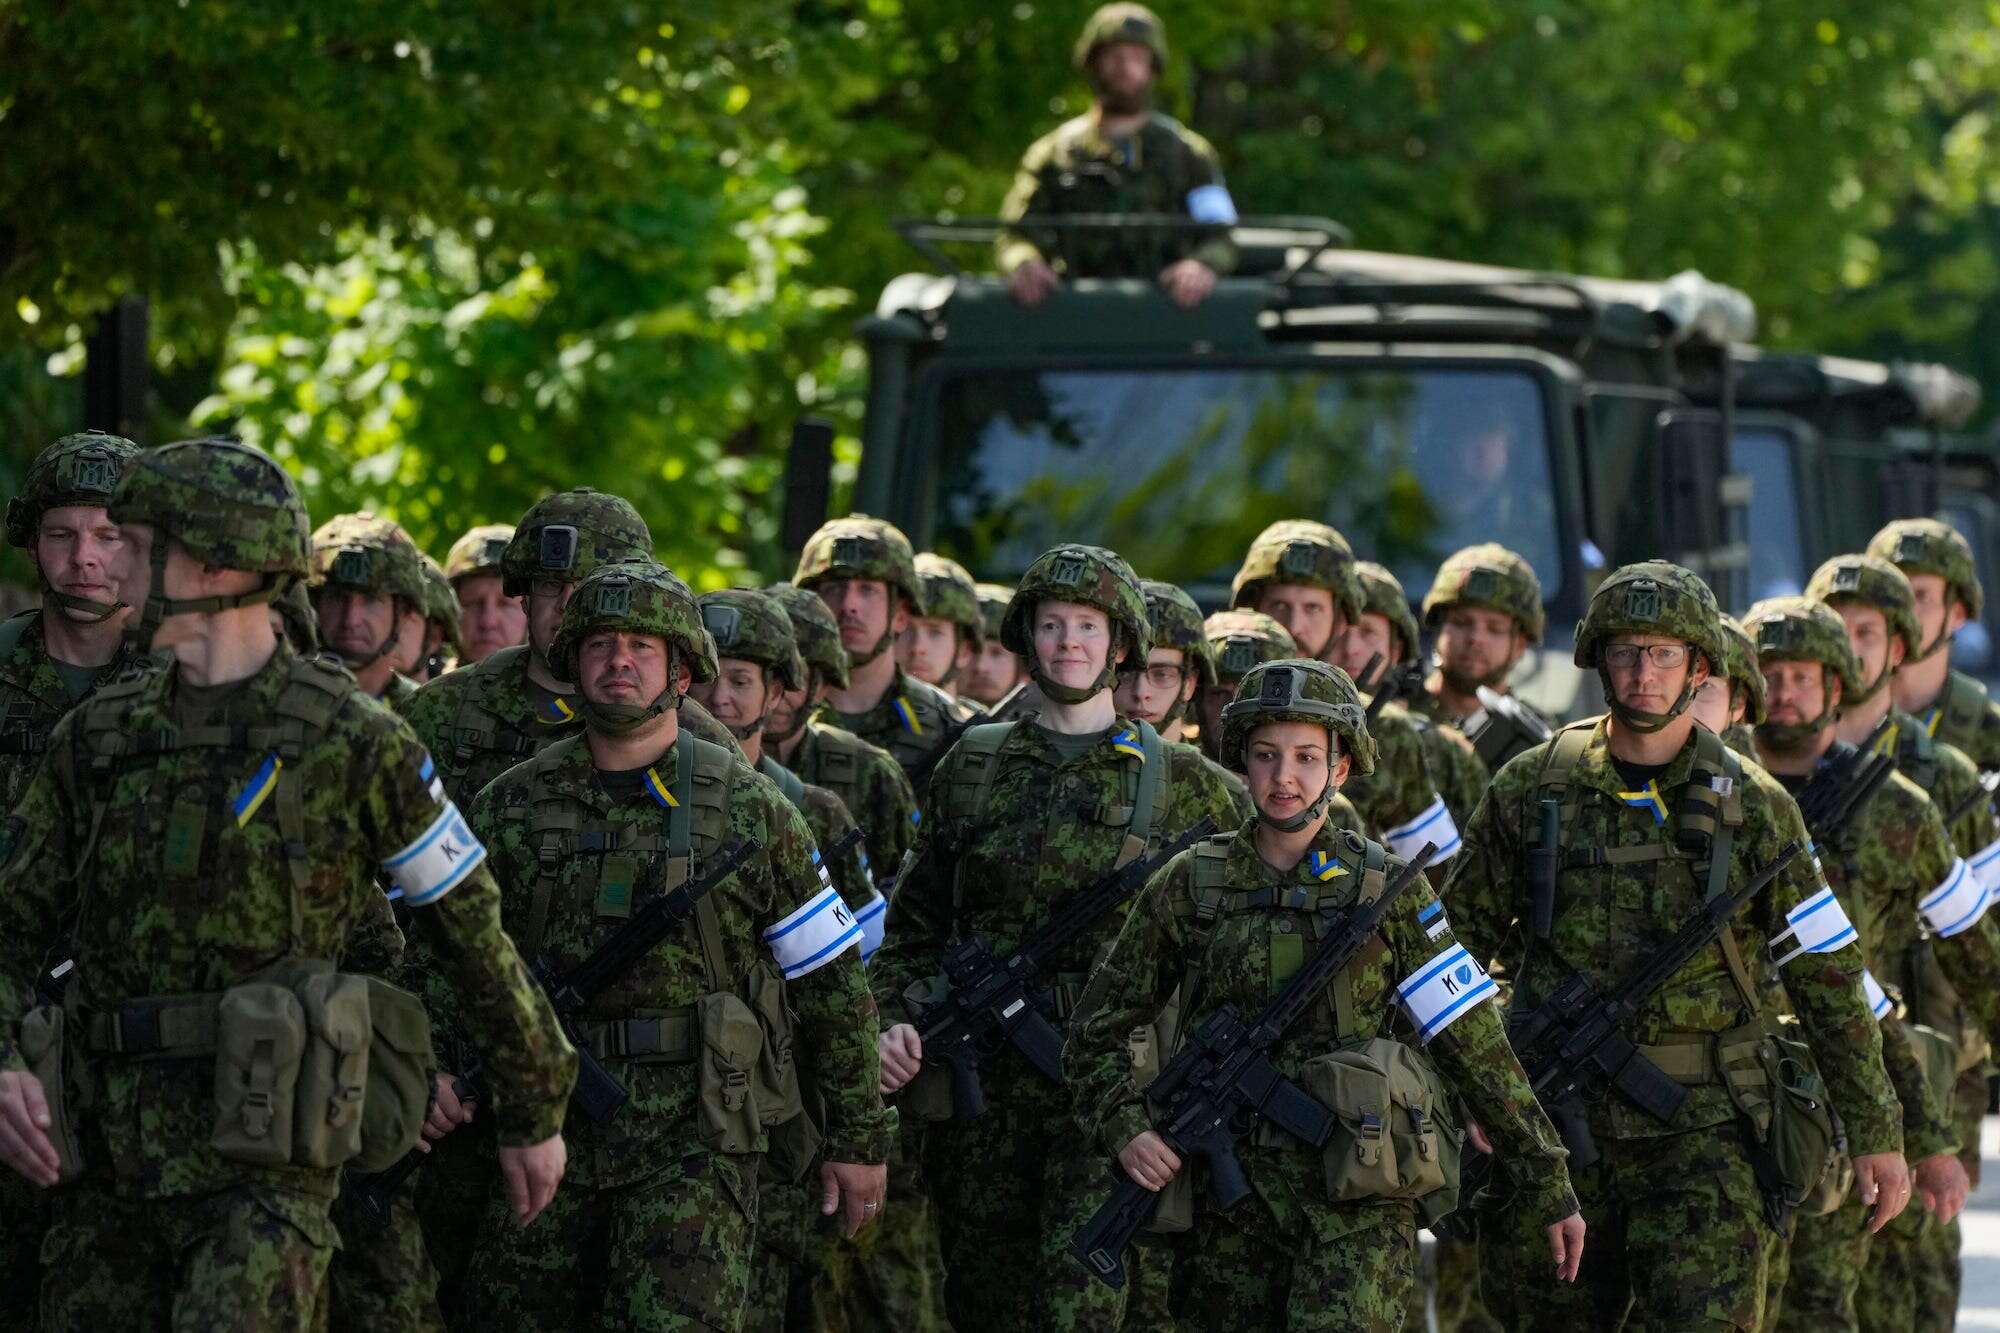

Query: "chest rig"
left=0, top=612, right=58, bottom=756
left=1933, top=670, right=1993, bottom=757
left=797, top=724, right=871, bottom=814
left=437, top=645, right=573, bottom=773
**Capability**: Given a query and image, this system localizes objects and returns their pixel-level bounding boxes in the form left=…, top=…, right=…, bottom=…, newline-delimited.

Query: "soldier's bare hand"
left=1464, top=1117, right=1494, bottom=1155
left=1913, top=1151, right=1970, bottom=1224
left=1008, top=261, right=1061, bottom=308
left=1159, top=259, right=1217, bottom=309
left=878, top=1024, right=923, bottom=1094
left=821, top=1159, right=888, bottom=1238
left=1118, top=1130, right=1182, bottom=1192
left=423, top=1073, right=476, bottom=1144
left=1854, top=1151, right=1912, bottom=1232
left=499, top=1133, right=567, bottom=1227
left=0, top=1070, right=60, bottom=1187
left=1547, top=1211, right=1585, bottom=1282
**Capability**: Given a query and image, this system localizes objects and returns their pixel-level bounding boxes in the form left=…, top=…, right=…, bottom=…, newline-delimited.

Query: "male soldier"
left=1231, top=522, right=1462, bottom=867
left=872, top=544, right=1229, bottom=1332
left=902, top=552, right=986, bottom=700
left=1449, top=561, right=1910, bottom=1332
left=443, top=522, right=526, bottom=666
left=309, top=512, right=431, bottom=708
left=1697, top=614, right=1765, bottom=757
left=1871, top=518, right=2000, bottom=774
left=0, top=430, right=139, bottom=1329
left=1119, top=578, right=1259, bottom=821
left=0, top=437, right=577, bottom=1330
left=411, top=553, right=461, bottom=684
left=795, top=517, right=974, bottom=782
left=998, top=3, right=1236, bottom=310
left=964, top=582, right=1026, bottom=707
left=461, top=561, right=892, bottom=1330
left=1805, top=553, right=2000, bottom=1329
left=1739, top=596, right=1980, bottom=1332
left=1415, top=543, right=1553, bottom=771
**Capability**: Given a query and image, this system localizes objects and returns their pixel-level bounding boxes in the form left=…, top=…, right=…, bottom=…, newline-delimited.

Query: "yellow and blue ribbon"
left=541, top=696, right=577, bottom=725
left=1617, top=781, right=1668, bottom=826
left=1306, top=850, right=1348, bottom=882
left=1924, top=708, right=1943, bottom=738
left=1109, top=727, right=1148, bottom=762
left=232, top=752, right=283, bottom=827
left=892, top=696, right=922, bottom=736
left=644, top=766, right=678, bottom=810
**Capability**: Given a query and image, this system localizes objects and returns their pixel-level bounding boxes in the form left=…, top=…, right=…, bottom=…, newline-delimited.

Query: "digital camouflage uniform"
left=871, top=545, right=1233, bottom=1333
left=997, top=4, right=1237, bottom=282
left=308, top=511, right=431, bottom=693
left=0, top=430, right=139, bottom=1329
left=462, top=562, right=895, bottom=1332
left=1735, top=596, right=1968, bottom=1333
left=1070, top=661, right=1576, bottom=1331
left=1447, top=564, right=1903, bottom=1333
left=1414, top=544, right=1553, bottom=774
left=0, top=438, right=576, bottom=1333
left=1717, top=613, right=1767, bottom=759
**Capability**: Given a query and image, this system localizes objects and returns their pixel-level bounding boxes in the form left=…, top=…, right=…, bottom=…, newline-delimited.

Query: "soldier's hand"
left=1464, top=1117, right=1495, bottom=1156
left=878, top=1023, right=923, bottom=1095
left=821, top=1159, right=889, bottom=1238
left=1008, top=261, right=1061, bottom=308
left=421, top=1073, right=476, bottom=1145
left=1854, top=1151, right=1913, bottom=1232
left=1118, top=1130, right=1183, bottom=1192
left=499, top=1133, right=567, bottom=1228
left=1547, top=1211, right=1586, bottom=1282
left=1913, top=1151, right=1970, bottom=1224
left=0, top=1070, right=60, bottom=1187
left=1159, top=259, right=1217, bottom=309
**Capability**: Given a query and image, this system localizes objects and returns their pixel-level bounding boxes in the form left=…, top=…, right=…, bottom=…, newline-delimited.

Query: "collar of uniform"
left=1224, top=820, right=1361, bottom=894
left=532, top=732, right=686, bottom=813
left=1007, top=712, right=1149, bottom=767
left=1075, top=109, right=1166, bottom=158
left=486, top=643, right=580, bottom=729
left=152, top=637, right=298, bottom=731
left=1557, top=715, right=1705, bottom=806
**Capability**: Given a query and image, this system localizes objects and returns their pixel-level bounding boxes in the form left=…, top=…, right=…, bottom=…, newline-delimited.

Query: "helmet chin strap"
left=1030, top=635, right=1125, bottom=706
left=1753, top=667, right=1838, bottom=752
left=1257, top=757, right=1337, bottom=834
left=45, top=582, right=125, bottom=626
left=581, top=649, right=684, bottom=737
left=128, top=538, right=285, bottom=656
left=1908, top=624, right=1951, bottom=664
left=1846, top=659, right=1891, bottom=708
left=1597, top=666, right=1699, bottom=735
left=1441, top=659, right=1511, bottom=697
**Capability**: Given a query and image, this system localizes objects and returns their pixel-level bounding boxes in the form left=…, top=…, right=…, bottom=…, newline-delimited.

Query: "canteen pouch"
left=1905, top=1021, right=1962, bottom=1106
left=1305, top=1038, right=1452, bottom=1205
left=211, top=982, right=308, bottom=1168
left=1763, top=1033, right=1838, bottom=1214
left=747, top=958, right=820, bottom=1180
left=696, top=991, right=766, bottom=1155
left=294, top=972, right=371, bottom=1169
left=353, top=976, right=435, bottom=1172
left=897, top=975, right=957, bottom=1123
left=17, top=1004, right=85, bottom=1183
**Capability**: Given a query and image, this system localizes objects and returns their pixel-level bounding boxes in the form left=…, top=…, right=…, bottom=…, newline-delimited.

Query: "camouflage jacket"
left=816, top=667, right=972, bottom=787
left=1069, top=822, right=1578, bottom=1235
left=1413, top=714, right=1490, bottom=836
left=1922, top=668, right=2000, bottom=775
left=872, top=718, right=1226, bottom=1040
left=470, top=733, right=895, bottom=1187
left=1447, top=718, right=1902, bottom=1155
left=0, top=610, right=133, bottom=812
left=758, top=753, right=882, bottom=930
left=382, top=671, right=420, bottom=712
left=776, top=721, right=922, bottom=884
left=0, top=643, right=577, bottom=1199
left=1882, top=708, right=2000, bottom=863
left=1344, top=700, right=1460, bottom=869
left=997, top=111, right=1237, bottom=278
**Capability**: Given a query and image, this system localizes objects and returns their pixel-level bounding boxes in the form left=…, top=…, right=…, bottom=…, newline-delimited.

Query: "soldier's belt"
left=572, top=1010, right=698, bottom=1063
left=85, top=995, right=221, bottom=1057
left=1634, top=1040, right=1726, bottom=1085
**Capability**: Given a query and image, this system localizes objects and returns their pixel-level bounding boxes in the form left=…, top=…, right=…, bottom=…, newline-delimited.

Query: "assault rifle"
left=915, top=817, right=1217, bottom=1120
left=1794, top=723, right=1895, bottom=840
left=1945, top=768, right=2000, bottom=828
left=1072, top=843, right=1436, bottom=1289
left=1503, top=839, right=1803, bottom=1172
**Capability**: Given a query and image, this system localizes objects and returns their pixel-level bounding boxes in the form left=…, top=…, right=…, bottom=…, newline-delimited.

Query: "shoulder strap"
left=1701, top=742, right=1760, bottom=1019
left=946, top=721, right=1016, bottom=827
left=1943, top=671, right=1991, bottom=746
left=268, top=658, right=358, bottom=939
left=1535, top=720, right=1597, bottom=814
left=519, top=740, right=585, bottom=953
left=685, top=737, right=739, bottom=991
left=1117, top=721, right=1166, bottom=868
left=0, top=610, right=37, bottom=670
left=759, top=754, right=809, bottom=814
left=1895, top=719, right=1940, bottom=794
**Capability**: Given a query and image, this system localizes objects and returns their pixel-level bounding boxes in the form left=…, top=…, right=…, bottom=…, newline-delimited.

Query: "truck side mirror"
left=781, top=417, right=836, bottom=559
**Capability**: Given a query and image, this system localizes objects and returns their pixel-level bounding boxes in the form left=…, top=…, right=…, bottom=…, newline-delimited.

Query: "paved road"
left=1961, top=1118, right=2000, bottom=1327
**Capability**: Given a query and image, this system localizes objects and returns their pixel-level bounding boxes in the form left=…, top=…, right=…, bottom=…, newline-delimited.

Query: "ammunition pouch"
left=293, top=972, right=371, bottom=1169
left=746, top=961, right=818, bottom=1180
left=1720, top=1023, right=1836, bottom=1220
left=352, top=977, right=435, bottom=1172
left=17, top=1001, right=86, bottom=1183
left=211, top=980, right=307, bottom=1168
left=695, top=991, right=767, bottom=1155
left=1301, top=1037, right=1457, bottom=1219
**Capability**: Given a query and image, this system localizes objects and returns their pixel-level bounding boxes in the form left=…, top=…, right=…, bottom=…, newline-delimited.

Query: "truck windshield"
left=1732, top=425, right=1809, bottom=603
left=924, top=364, right=1560, bottom=606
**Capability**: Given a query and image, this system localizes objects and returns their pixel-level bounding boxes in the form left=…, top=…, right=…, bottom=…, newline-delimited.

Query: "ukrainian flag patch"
left=1109, top=727, right=1148, bottom=762
left=541, top=696, right=577, bottom=725
left=644, top=767, right=678, bottom=810
left=1618, top=782, right=1668, bottom=826
left=1306, top=850, right=1347, bottom=882
left=892, top=696, right=922, bottom=735
left=232, top=753, right=282, bottom=827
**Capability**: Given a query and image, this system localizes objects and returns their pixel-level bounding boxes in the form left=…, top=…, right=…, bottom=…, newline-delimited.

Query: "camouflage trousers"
left=40, top=1180, right=336, bottom=1332
left=1769, top=1197, right=1869, bottom=1331
left=748, top=1170, right=838, bottom=1331
left=461, top=1151, right=758, bottom=1332
left=1854, top=1194, right=1957, bottom=1333
left=822, top=1132, right=952, bottom=1332
left=1, top=1171, right=44, bottom=1328
left=327, top=1180, right=445, bottom=1332
left=1484, top=1126, right=1774, bottom=1332
left=1421, top=1232, right=1503, bottom=1333
left=924, top=1082, right=1127, bottom=1333
left=410, top=1116, right=495, bottom=1331
left=1176, top=1194, right=1417, bottom=1332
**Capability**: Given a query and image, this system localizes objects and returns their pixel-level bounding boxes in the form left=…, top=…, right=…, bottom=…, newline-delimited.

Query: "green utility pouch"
left=747, top=960, right=819, bottom=1180
left=1303, top=1037, right=1455, bottom=1209
left=352, top=977, right=433, bottom=1172
left=211, top=982, right=308, bottom=1168
left=1139, top=988, right=1193, bottom=1234
left=1729, top=1030, right=1837, bottom=1216
left=1906, top=1020, right=1962, bottom=1105
left=17, top=1003, right=85, bottom=1183
left=695, top=991, right=767, bottom=1155
left=897, top=976, right=957, bottom=1124
left=294, top=972, right=371, bottom=1169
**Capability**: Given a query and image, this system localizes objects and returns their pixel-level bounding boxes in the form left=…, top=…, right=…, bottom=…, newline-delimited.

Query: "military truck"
left=784, top=217, right=1761, bottom=721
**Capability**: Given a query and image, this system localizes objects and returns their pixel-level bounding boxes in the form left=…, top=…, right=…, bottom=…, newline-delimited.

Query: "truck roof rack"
left=893, top=214, right=1352, bottom=285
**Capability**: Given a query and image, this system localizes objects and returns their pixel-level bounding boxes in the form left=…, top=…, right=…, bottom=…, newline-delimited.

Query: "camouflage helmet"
left=698, top=588, right=807, bottom=693
left=1353, top=561, right=1422, bottom=663
left=6, top=430, right=140, bottom=548
left=1204, top=609, right=1298, bottom=686
left=767, top=581, right=850, bottom=690
left=1422, top=544, right=1545, bottom=643
left=1230, top=520, right=1364, bottom=623
left=1867, top=518, right=1983, bottom=621
left=1717, top=614, right=1767, bottom=726
left=1220, top=659, right=1378, bottom=779
left=914, top=552, right=984, bottom=644
left=1806, top=553, right=1923, bottom=663
left=444, top=523, right=515, bottom=584
left=1074, top=2, right=1167, bottom=73
left=550, top=559, right=717, bottom=694
left=109, top=437, right=311, bottom=579
left=1741, top=595, right=1862, bottom=701
left=1574, top=560, right=1725, bottom=675
left=974, top=582, right=1014, bottom=644
left=1139, top=579, right=1216, bottom=686
left=1000, top=545, right=1151, bottom=703
left=418, top=553, right=462, bottom=653
left=309, top=512, right=430, bottom=609
left=793, top=516, right=926, bottom=614
left=501, top=488, right=652, bottom=598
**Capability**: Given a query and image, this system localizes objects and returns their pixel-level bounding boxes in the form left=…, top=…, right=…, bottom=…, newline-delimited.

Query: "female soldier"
left=1068, top=659, right=1584, bottom=1329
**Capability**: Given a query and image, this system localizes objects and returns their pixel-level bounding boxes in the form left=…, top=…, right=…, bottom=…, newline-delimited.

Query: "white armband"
left=1387, top=795, right=1461, bottom=864
left=1767, top=886, right=1857, bottom=968
left=1970, top=838, right=2000, bottom=894
left=855, top=890, right=889, bottom=963
left=1921, top=857, right=1988, bottom=938
left=1861, top=969, right=1892, bottom=1022
left=383, top=801, right=486, bottom=907
left=1396, top=945, right=1496, bottom=1043
left=1185, top=184, right=1238, bottom=225
left=763, top=886, right=862, bottom=981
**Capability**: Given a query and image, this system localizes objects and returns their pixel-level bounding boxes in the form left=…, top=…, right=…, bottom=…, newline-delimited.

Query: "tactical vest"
left=436, top=645, right=572, bottom=774
left=0, top=611, right=52, bottom=756
left=796, top=723, right=879, bottom=817
left=1931, top=670, right=1993, bottom=758
left=936, top=719, right=1167, bottom=868
left=756, top=753, right=809, bottom=812
left=846, top=679, right=959, bottom=776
